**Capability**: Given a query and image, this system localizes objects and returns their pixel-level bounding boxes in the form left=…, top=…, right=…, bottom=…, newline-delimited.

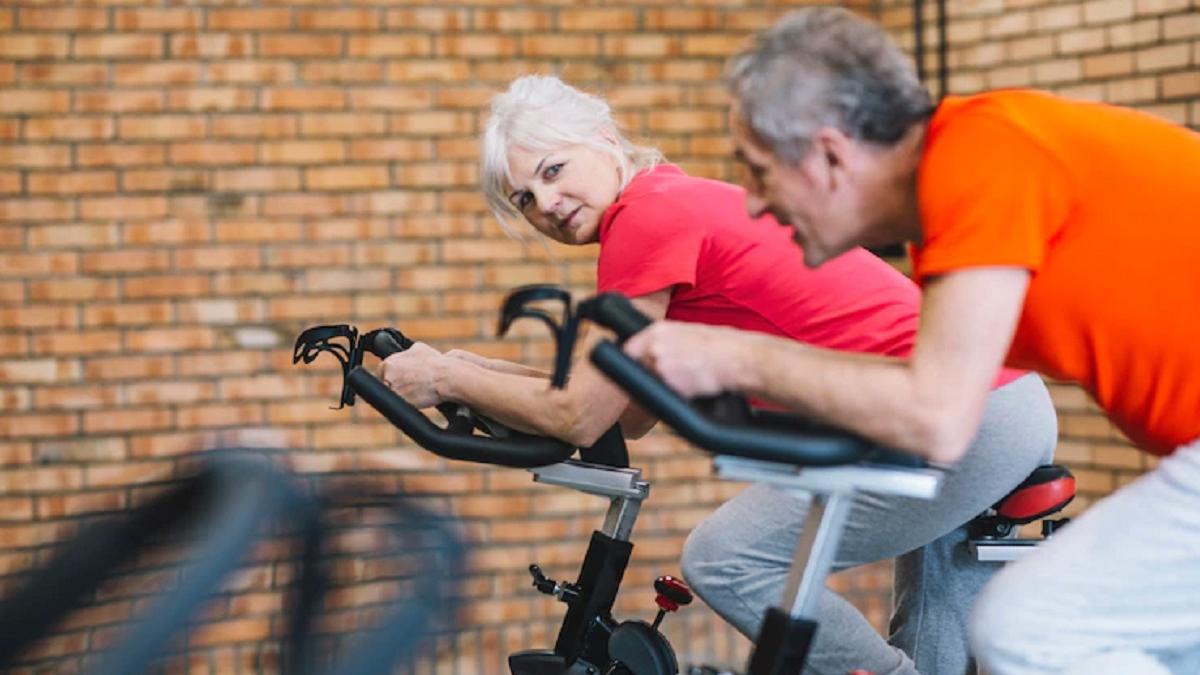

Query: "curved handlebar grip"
left=363, top=329, right=483, bottom=435
left=368, top=330, right=406, bottom=358
left=579, top=292, right=753, bottom=423
left=577, top=292, right=652, bottom=343
left=347, top=367, right=575, bottom=468
left=589, top=340, right=877, bottom=467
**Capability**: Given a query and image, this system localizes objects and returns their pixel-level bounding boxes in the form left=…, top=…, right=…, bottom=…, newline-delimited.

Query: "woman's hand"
left=376, top=342, right=448, bottom=409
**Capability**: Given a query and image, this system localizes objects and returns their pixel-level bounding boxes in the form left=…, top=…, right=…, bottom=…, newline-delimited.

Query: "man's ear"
left=810, top=126, right=855, bottom=191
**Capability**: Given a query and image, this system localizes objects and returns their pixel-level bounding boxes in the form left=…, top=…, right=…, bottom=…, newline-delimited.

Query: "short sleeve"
left=596, top=195, right=706, bottom=297
left=912, top=112, right=1074, bottom=284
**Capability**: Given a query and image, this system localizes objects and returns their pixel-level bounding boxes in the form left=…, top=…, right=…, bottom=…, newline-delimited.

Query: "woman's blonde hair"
left=480, top=75, right=664, bottom=233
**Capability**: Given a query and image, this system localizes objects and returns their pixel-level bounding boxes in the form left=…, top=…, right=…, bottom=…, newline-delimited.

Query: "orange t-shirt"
left=911, top=90, right=1200, bottom=455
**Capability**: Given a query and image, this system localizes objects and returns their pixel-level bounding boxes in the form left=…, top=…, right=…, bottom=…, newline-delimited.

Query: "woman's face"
left=505, top=142, right=622, bottom=245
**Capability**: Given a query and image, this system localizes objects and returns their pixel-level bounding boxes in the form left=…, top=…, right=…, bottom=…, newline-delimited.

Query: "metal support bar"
left=530, top=460, right=649, bottom=501
left=601, top=495, right=643, bottom=542
left=779, top=492, right=853, bottom=619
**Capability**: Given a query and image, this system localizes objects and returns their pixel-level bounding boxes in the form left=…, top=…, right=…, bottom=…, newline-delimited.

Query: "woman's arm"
left=443, top=349, right=550, bottom=379
left=378, top=290, right=671, bottom=447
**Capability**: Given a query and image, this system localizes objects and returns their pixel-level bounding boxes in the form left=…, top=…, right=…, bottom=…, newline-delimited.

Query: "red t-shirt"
left=912, top=90, right=1200, bottom=454
left=597, top=164, right=1024, bottom=387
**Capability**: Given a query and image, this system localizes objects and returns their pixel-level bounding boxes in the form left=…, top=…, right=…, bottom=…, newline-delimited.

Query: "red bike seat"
left=993, top=464, right=1076, bottom=524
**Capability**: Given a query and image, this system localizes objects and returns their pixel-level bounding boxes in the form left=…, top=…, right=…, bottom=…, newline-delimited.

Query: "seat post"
left=780, top=491, right=854, bottom=618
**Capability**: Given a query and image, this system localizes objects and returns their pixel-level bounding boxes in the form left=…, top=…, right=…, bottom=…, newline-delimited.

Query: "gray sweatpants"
left=971, top=438, right=1200, bottom=675
left=680, top=374, right=1058, bottom=675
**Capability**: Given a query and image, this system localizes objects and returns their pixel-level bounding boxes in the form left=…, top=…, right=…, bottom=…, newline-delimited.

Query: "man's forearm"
left=729, top=332, right=979, bottom=462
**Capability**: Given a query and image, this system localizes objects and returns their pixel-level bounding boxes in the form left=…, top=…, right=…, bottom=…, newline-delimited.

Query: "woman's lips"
left=560, top=206, right=582, bottom=231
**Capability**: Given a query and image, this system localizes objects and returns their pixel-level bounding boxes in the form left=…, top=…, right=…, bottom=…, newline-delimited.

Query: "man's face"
left=729, top=101, right=863, bottom=268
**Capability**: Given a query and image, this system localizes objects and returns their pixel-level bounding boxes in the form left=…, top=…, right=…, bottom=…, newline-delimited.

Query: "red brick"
left=644, top=9, right=720, bottom=30
left=33, top=383, right=122, bottom=409
left=77, top=143, right=166, bottom=167
left=32, top=330, right=123, bottom=357
left=0, top=252, right=78, bottom=277
left=84, top=460, right=173, bottom=486
left=437, top=35, right=518, bottom=58
left=114, top=63, right=203, bottom=87
left=0, top=412, right=79, bottom=438
left=386, top=8, right=470, bottom=31
left=0, top=90, right=72, bottom=115
left=260, top=35, right=342, bottom=58
left=473, top=9, right=554, bottom=32
left=170, top=33, right=253, bottom=59
left=74, top=34, right=164, bottom=59
left=114, top=8, right=201, bottom=31
left=29, top=277, right=119, bottom=302
left=167, top=88, right=257, bottom=112
left=208, top=61, right=296, bottom=85
left=122, top=220, right=211, bottom=245
left=297, top=8, right=379, bottom=30
left=28, top=170, right=118, bottom=196
left=559, top=8, right=638, bottom=31
left=260, top=141, right=346, bottom=164
left=297, top=61, right=385, bottom=84
left=305, top=166, right=390, bottom=190
left=168, top=142, right=257, bottom=166
left=176, top=403, right=264, bottom=429
left=207, top=8, right=293, bottom=30
left=19, top=8, right=109, bottom=30
left=122, top=274, right=211, bottom=299
left=81, top=355, right=172, bottom=384
left=0, top=34, right=70, bottom=59
left=78, top=196, right=168, bottom=221
left=82, top=301, right=173, bottom=327
left=19, top=63, right=108, bottom=86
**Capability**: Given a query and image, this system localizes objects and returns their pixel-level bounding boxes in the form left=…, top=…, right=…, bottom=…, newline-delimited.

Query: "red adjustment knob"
left=653, top=575, right=693, bottom=612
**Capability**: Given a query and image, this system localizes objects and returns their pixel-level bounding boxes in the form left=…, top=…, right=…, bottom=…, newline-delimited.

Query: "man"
left=623, top=7, right=1200, bottom=674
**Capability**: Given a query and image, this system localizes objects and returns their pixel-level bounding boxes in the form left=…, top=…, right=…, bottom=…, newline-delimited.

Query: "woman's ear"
left=598, top=126, right=620, bottom=147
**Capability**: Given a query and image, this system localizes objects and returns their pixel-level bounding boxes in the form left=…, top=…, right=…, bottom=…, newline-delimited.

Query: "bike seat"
left=992, top=464, right=1076, bottom=523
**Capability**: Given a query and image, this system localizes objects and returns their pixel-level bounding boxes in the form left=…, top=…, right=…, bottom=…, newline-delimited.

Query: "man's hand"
left=376, top=342, right=447, bottom=409
left=622, top=321, right=752, bottom=398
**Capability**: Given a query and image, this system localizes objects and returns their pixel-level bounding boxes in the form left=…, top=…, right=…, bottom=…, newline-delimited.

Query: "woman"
left=378, top=75, right=1057, bottom=675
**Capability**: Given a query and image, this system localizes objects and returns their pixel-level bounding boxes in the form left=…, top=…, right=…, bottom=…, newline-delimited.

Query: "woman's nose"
left=531, top=183, right=560, bottom=214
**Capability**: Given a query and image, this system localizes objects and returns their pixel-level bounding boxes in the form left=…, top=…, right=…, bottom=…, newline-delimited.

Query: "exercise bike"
left=294, top=321, right=693, bottom=675
left=500, top=285, right=1078, bottom=675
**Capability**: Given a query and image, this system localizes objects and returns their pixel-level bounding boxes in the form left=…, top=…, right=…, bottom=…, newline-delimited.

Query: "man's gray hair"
left=726, top=7, right=934, bottom=163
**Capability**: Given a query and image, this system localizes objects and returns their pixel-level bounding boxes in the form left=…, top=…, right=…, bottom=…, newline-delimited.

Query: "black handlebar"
left=295, top=322, right=581, bottom=469
left=346, top=367, right=577, bottom=468
left=589, top=342, right=879, bottom=466
left=581, top=293, right=924, bottom=469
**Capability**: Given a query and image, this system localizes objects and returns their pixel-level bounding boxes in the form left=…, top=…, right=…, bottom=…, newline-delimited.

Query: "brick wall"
left=2, top=0, right=1193, bottom=672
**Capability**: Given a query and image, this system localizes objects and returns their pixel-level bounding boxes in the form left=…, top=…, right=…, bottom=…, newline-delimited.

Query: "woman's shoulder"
left=616, top=165, right=745, bottom=219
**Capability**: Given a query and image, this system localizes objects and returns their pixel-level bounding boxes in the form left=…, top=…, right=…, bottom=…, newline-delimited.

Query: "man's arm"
left=625, top=268, right=1030, bottom=463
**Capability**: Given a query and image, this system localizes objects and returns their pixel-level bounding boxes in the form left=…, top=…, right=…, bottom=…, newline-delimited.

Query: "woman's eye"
left=544, top=163, right=563, bottom=180
left=518, top=192, right=533, bottom=209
